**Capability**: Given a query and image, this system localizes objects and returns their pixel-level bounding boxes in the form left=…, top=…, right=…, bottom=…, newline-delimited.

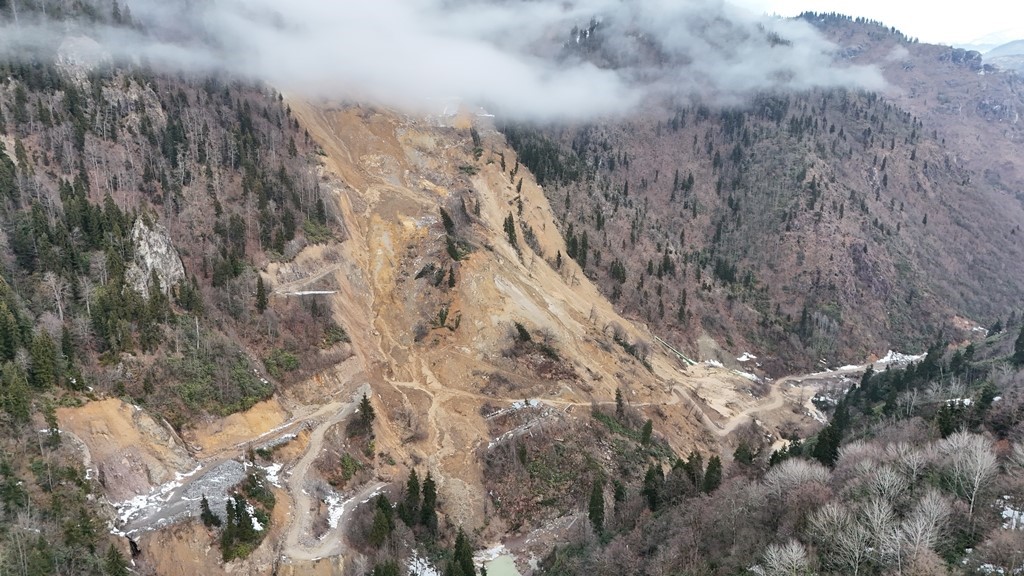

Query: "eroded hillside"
left=43, top=102, right=848, bottom=575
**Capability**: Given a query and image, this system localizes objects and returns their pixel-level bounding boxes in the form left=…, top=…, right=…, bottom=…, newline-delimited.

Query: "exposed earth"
left=57, top=102, right=926, bottom=575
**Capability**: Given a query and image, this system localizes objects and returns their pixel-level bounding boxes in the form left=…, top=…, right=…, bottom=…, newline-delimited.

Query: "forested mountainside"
left=0, top=1, right=348, bottom=572
left=805, top=13, right=1024, bottom=199
left=507, top=16, right=1024, bottom=373
left=535, top=326, right=1024, bottom=576
left=4, top=1, right=1024, bottom=575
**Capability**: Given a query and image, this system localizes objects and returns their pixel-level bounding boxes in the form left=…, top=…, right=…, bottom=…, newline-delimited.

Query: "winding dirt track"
left=279, top=384, right=383, bottom=562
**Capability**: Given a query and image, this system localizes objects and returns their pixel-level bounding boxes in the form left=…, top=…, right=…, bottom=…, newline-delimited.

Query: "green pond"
left=484, top=555, right=522, bottom=576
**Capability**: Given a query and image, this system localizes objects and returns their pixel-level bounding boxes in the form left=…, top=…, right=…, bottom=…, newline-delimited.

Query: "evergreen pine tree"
left=615, top=388, right=624, bottom=420
left=359, top=392, right=375, bottom=428
left=201, top=495, right=222, bottom=527
left=1, top=362, right=31, bottom=423
left=0, top=303, right=21, bottom=362
left=375, top=494, right=394, bottom=531
left=683, top=451, right=704, bottom=489
left=440, top=207, right=455, bottom=235
left=641, top=419, right=653, bottom=444
left=733, top=442, right=755, bottom=466
left=811, top=402, right=848, bottom=466
left=232, top=496, right=256, bottom=545
left=588, top=478, right=605, bottom=533
left=29, top=330, right=57, bottom=389
left=421, top=471, right=438, bottom=532
left=503, top=213, right=517, bottom=248
left=256, top=275, right=268, bottom=313
left=702, top=456, right=722, bottom=493
left=642, top=464, right=663, bottom=511
left=104, top=544, right=130, bottom=576
left=43, top=401, right=60, bottom=447
left=60, top=324, right=74, bottom=365
left=221, top=498, right=237, bottom=558
left=368, top=508, right=392, bottom=547
left=401, top=469, right=420, bottom=526
left=453, top=528, right=476, bottom=576
left=578, top=232, right=588, bottom=269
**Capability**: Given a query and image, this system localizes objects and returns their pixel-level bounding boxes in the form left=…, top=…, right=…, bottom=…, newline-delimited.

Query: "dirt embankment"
left=58, top=399, right=196, bottom=501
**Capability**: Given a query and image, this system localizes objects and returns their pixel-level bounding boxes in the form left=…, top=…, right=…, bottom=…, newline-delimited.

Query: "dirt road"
left=279, top=384, right=379, bottom=562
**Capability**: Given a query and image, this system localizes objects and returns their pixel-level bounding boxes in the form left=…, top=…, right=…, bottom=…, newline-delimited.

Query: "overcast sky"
left=734, top=0, right=1024, bottom=48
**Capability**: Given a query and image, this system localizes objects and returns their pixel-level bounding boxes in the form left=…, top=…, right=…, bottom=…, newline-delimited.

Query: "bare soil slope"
left=61, top=102, right=836, bottom=574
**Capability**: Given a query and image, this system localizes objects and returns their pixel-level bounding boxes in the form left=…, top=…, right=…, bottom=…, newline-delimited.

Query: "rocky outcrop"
left=126, top=218, right=186, bottom=298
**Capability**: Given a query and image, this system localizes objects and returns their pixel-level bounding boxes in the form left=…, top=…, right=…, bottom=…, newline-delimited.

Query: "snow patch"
left=736, top=352, right=757, bottom=362
left=732, top=370, right=761, bottom=383
left=476, top=544, right=508, bottom=563
left=876, top=350, right=926, bottom=366
left=361, top=486, right=384, bottom=504
left=703, top=359, right=724, bottom=368
left=324, top=493, right=344, bottom=530
left=112, top=463, right=203, bottom=529
left=261, top=463, right=283, bottom=487
left=408, top=551, right=441, bottom=576
left=246, top=502, right=264, bottom=532
left=809, top=410, right=828, bottom=424
left=1000, top=496, right=1024, bottom=533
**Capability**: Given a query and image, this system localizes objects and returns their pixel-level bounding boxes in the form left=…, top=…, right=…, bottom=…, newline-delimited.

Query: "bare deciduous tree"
left=42, top=271, right=68, bottom=322
left=90, top=252, right=108, bottom=286
left=861, top=496, right=899, bottom=567
left=939, top=431, right=998, bottom=522
left=751, top=540, right=813, bottom=576
left=871, top=465, right=908, bottom=502
left=887, top=441, right=931, bottom=482
left=809, top=502, right=871, bottom=576
left=900, top=488, right=950, bottom=558
left=764, top=458, right=830, bottom=497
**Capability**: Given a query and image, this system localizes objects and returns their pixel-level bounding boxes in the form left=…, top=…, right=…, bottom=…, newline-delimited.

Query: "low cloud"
left=0, top=0, right=885, bottom=120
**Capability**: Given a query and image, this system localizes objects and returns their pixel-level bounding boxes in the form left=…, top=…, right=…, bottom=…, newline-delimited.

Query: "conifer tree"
left=683, top=451, right=704, bottom=489
left=453, top=528, right=476, bottom=576
left=375, top=494, right=395, bottom=531
left=401, top=469, right=420, bottom=525
left=221, top=498, right=237, bottom=560
left=703, top=456, right=722, bottom=493
left=359, top=392, right=375, bottom=428
left=588, top=478, right=605, bottom=533
left=1, top=362, right=30, bottom=423
left=255, top=275, right=267, bottom=313
left=811, top=402, right=848, bottom=467
left=43, top=401, right=60, bottom=447
left=201, top=495, right=222, bottom=527
left=503, top=213, right=518, bottom=248
left=642, top=464, right=663, bottom=511
left=29, top=330, right=57, bottom=389
left=104, top=544, right=130, bottom=576
left=641, top=419, right=653, bottom=444
left=0, top=303, right=21, bottom=362
left=421, top=471, right=438, bottom=532
left=368, top=507, right=391, bottom=547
